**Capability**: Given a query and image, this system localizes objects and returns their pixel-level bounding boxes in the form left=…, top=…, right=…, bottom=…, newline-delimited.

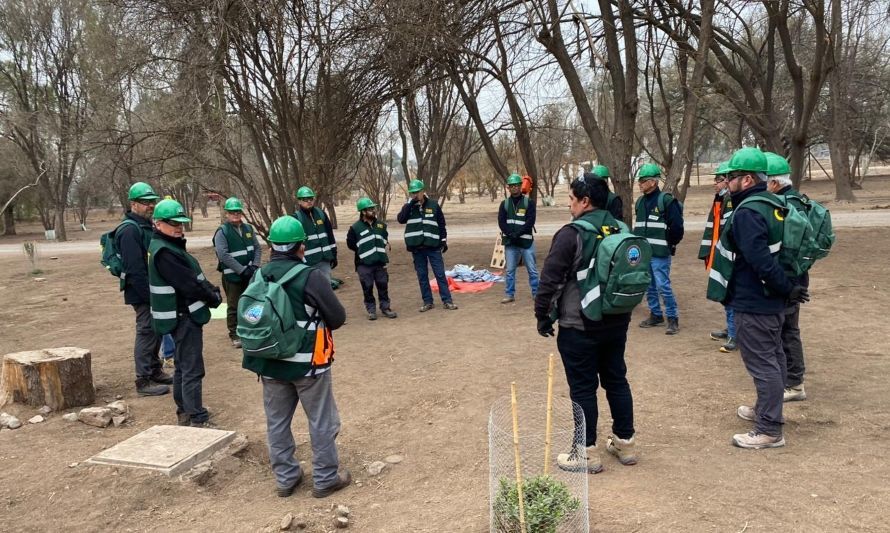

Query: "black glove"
left=208, top=287, right=223, bottom=309
left=240, top=264, right=258, bottom=283
left=330, top=257, right=338, bottom=270
left=669, top=244, right=677, bottom=256
left=788, top=285, right=810, bottom=304
left=440, top=242, right=448, bottom=253
left=537, top=317, right=555, bottom=337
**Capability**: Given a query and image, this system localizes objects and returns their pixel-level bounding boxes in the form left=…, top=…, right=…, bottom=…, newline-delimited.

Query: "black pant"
left=357, top=264, right=391, bottom=313
left=222, top=276, right=248, bottom=339
left=172, top=317, right=209, bottom=423
left=556, top=325, right=634, bottom=447
left=783, top=304, right=805, bottom=387
left=132, top=303, right=162, bottom=380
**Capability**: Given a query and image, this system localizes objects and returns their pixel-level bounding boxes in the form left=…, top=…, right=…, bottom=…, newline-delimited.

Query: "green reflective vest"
left=241, top=260, right=326, bottom=380
left=706, top=192, right=784, bottom=303
left=403, top=198, right=443, bottom=249
left=698, top=195, right=734, bottom=260
left=502, top=195, right=533, bottom=249
left=351, top=219, right=389, bottom=266
left=215, top=222, right=257, bottom=282
left=147, top=238, right=211, bottom=334
left=633, top=192, right=675, bottom=257
left=293, top=207, right=335, bottom=265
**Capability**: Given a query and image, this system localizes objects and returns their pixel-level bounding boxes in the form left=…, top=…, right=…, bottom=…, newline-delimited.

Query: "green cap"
left=152, top=199, right=191, bottom=223
left=269, top=216, right=306, bottom=244
left=506, top=173, right=522, bottom=186
left=356, top=197, right=377, bottom=211
left=128, top=182, right=160, bottom=201
left=592, top=165, right=610, bottom=179
left=725, top=147, right=768, bottom=174
left=714, top=161, right=731, bottom=176
left=637, top=163, right=661, bottom=180
left=408, top=179, right=425, bottom=193
left=295, top=186, right=316, bottom=199
left=223, top=197, right=243, bottom=212
left=764, top=152, right=791, bottom=176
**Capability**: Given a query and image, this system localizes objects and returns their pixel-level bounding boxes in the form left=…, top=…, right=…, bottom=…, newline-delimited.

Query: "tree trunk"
left=827, top=0, right=855, bottom=202
left=54, top=209, right=67, bottom=242
left=0, top=347, right=95, bottom=410
left=2, top=202, right=16, bottom=235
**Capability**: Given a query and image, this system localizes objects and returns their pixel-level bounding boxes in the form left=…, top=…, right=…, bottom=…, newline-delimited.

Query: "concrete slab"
left=86, top=425, right=236, bottom=476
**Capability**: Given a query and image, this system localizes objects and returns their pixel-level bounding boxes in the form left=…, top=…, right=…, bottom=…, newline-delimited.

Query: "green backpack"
left=99, top=219, right=138, bottom=278
left=737, top=195, right=818, bottom=276
left=572, top=219, right=653, bottom=321
left=237, top=263, right=311, bottom=359
left=799, top=195, right=835, bottom=260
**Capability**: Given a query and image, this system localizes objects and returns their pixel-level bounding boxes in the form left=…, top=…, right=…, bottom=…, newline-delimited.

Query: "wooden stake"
left=510, top=382, right=527, bottom=533
left=543, top=353, right=555, bottom=475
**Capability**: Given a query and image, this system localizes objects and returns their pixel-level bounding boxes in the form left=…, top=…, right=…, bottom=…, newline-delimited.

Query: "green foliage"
left=493, top=475, right=580, bottom=533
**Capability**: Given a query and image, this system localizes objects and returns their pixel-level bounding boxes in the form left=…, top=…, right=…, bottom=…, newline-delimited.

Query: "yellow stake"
left=543, top=353, right=555, bottom=475
left=510, top=382, right=527, bottom=533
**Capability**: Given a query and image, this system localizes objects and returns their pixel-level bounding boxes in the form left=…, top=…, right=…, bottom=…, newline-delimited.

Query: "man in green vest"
left=497, top=173, right=538, bottom=304
left=396, top=179, right=458, bottom=311
left=699, top=162, right=737, bottom=352
left=346, top=197, right=397, bottom=320
left=587, top=164, right=624, bottom=220
left=534, top=176, right=638, bottom=473
left=292, top=186, right=337, bottom=280
left=118, top=182, right=173, bottom=396
left=243, top=216, right=350, bottom=499
left=148, top=199, right=222, bottom=428
left=213, top=197, right=262, bottom=348
left=707, top=147, right=809, bottom=449
left=634, top=163, right=684, bottom=334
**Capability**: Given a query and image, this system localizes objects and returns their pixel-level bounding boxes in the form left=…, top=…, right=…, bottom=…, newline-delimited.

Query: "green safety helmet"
left=725, top=147, right=768, bottom=174
left=764, top=152, right=791, bottom=176
left=268, top=216, right=306, bottom=244
left=223, top=197, right=243, bottom=212
left=506, top=173, right=523, bottom=186
left=356, top=197, right=377, bottom=211
left=713, top=161, right=731, bottom=176
left=592, top=165, right=610, bottom=179
left=152, top=199, right=191, bottom=223
left=637, top=163, right=661, bottom=180
left=295, top=186, right=316, bottom=199
left=407, top=179, right=425, bottom=193
left=128, top=182, right=160, bottom=201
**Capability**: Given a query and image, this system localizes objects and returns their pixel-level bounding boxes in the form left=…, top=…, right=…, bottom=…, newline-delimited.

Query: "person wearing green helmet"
left=213, top=197, right=262, bottom=348
left=699, top=161, right=737, bottom=353
left=148, top=198, right=223, bottom=427
left=584, top=165, right=623, bottom=219
left=292, top=186, right=338, bottom=279
left=498, top=173, right=538, bottom=304
left=242, top=215, right=350, bottom=499
left=705, top=147, right=809, bottom=450
left=346, top=198, right=397, bottom=320
left=115, top=182, right=173, bottom=396
left=397, top=180, right=458, bottom=311
left=634, top=163, right=684, bottom=335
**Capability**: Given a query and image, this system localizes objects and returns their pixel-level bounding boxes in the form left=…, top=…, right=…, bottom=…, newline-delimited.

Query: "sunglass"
left=726, top=172, right=750, bottom=182
left=507, top=183, right=521, bottom=187
left=298, top=197, right=315, bottom=201
left=136, top=199, right=156, bottom=206
left=714, top=177, right=726, bottom=184
left=161, top=220, right=183, bottom=227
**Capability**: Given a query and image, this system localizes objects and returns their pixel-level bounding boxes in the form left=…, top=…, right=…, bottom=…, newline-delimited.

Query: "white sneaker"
left=732, top=431, right=785, bottom=449
left=737, top=405, right=755, bottom=421
left=784, top=385, right=807, bottom=402
left=557, top=444, right=603, bottom=474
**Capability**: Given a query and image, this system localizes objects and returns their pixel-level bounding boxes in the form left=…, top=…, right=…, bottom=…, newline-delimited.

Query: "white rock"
left=227, top=434, right=249, bottom=455
left=61, top=413, right=78, bottom=422
left=28, top=415, right=45, bottom=424
left=112, top=415, right=127, bottom=427
left=115, top=394, right=123, bottom=400
left=280, top=512, right=294, bottom=530
left=38, top=405, right=53, bottom=415
left=106, top=400, right=129, bottom=415
left=33, top=277, right=46, bottom=282
left=384, top=454, right=404, bottom=464
left=333, top=516, right=349, bottom=529
left=78, top=407, right=113, bottom=428
left=0, top=413, right=22, bottom=429
left=367, top=461, right=386, bottom=476
left=335, top=505, right=350, bottom=517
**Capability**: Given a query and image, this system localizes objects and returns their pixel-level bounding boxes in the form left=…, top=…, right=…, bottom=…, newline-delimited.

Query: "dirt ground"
left=1, top=179, right=889, bottom=532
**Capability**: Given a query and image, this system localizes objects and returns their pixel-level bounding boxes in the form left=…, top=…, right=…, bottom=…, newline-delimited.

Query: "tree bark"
left=0, top=347, right=95, bottom=410
left=827, top=0, right=856, bottom=202
left=2, top=202, right=16, bottom=236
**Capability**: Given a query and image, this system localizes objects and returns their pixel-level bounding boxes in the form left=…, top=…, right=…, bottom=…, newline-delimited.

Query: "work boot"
left=177, top=412, right=191, bottom=426
left=312, top=469, right=352, bottom=498
left=500, top=296, right=515, bottom=304
left=606, top=434, right=638, bottom=465
left=737, top=405, right=755, bottom=421
left=639, top=314, right=665, bottom=328
left=784, top=384, right=807, bottom=402
left=710, top=329, right=729, bottom=340
left=419, top=303, right=434, bottom=312
left=136, top=378, right=169, bottom=397
left=150, top=368, right=174, bottom=385
left=557, top=444, right=603, bottom=474
left=381, top=309, right=398, bottom=319
left=720, top=338, right=737, bottom=353
left=368, top=312, right=377, bottom=321
left=276, top=472, right=303, bottom=498
left=665, top=317, right=679, bottom=335
left=443, top=302, right=459, bottom=310
left=231, top=338, right=242, bottom=349
left=731, top=431, right=785, bottom=449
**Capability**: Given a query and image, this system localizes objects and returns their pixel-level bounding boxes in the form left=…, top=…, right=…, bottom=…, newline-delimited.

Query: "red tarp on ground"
left=430, top=276, right=496, bottom=293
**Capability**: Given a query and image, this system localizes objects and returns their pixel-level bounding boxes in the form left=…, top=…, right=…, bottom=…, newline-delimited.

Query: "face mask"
left=718, top=187, right=729, bottom=197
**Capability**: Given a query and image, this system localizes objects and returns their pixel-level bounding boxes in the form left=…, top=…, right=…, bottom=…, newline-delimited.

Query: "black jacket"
left=152, top=231, right=219, bottom=314
left=116, top=212, right=154, bottom=305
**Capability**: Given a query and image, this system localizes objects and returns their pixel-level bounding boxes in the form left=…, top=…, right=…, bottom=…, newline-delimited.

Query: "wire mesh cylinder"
left=489, top=393, right=589, bottom=533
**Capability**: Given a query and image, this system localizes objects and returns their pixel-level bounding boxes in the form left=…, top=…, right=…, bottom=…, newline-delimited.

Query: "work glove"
left=330, top=257, right=338, bottom=270
left=440, top=241, right=448, bottom=254
left=240, top=264, right=258, bottom=284
left=669, top=244, right=677, bottom=256
left=207, top=287, right=223, bottom=309
left=536, top=317, right=555, bottom=337
left=788, top=285, right=810, bottom=304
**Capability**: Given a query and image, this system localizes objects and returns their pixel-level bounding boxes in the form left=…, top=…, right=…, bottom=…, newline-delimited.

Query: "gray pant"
left=314, top=261, right=332, bottom=281
left=262, top=371, right=341, bottom=490
left=783, top=304, right=806, bottom=387
left=737, top=312, right=786, bottom=437
left=172, top=317, right=209, bottom=423
left=131, top=303, right=162, bottom=380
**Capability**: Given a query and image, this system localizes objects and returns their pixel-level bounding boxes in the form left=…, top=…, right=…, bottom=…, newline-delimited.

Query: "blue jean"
left=411, top=249, right=452, bottom=304
left=646, top=256, right=678, bottom=319
left=504, top=244, right=539, bottom=297
left=725, top=306, right=736, bottom=338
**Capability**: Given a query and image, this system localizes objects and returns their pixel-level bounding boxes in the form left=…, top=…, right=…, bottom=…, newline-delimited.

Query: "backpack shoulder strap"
left=276, top=262, right=309, bottom=286
left=571, top=219, right=601, bottom=235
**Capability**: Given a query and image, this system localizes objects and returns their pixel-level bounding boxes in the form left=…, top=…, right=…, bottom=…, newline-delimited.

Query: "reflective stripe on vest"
left=634, top=193, right=673, bottom=257
left=294, top=208, right=335, bottom=265
left=148, top=238, right=211, bottom=334
left=502, top=196, right=532, bottom=248
left=404, top=200, right=442, bottom=249
left=353, top=219, right=389, bottom=265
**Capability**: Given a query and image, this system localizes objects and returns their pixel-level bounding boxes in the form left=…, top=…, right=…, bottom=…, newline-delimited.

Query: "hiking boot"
left=443, top=302, right=458, bottom=310
left=606, top=434, right=638, bottom=465
left=312, top=469, right=352, bottom=498
left=136, top=378, right=170, bottom=397
left=381, top=309, right=398, bottom=319
left=720, top=338, right=737, bottom=352
left=639, top=314, right=665, bottom=328
left=276, top=473, right=303, bottom=498
left=368, top=312, right=377, bottom=321
left=784, top=384, right=807, bottom=402
left=665, top=317, right=679, bottom=335
left=737, top=405, right=755, bottom=421
left=419, top=303, right=434, bottom=312
left=150, top=369, right=174, bottom=385
left=501, top=296, right=515, bottom=304
left=731, top=431, right=785, bottom=449
left=231, top=338, right=242, bottom=349
left=177, top=412, right=191, bottom=426
left=557, top=445, right=603, bottom=474
left=710, top=329, right=729, bottom=340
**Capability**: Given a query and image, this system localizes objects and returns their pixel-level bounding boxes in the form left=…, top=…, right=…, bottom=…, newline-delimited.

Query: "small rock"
left=61, top=413, right=78, bottom=422
left=333, top=516, right=349, bottom=529
left=33, top=277, right=46, bottom=282
left=78, top=407, right=113, bottom=428
left=0, top=413, right=22, bottom=429
left=227, top=434, right=249, bottom=456
left=112, top=415, right=127, bottom=427
left=181, top=462, right=213, bottom=485
left=367, top=461, right=386, bottom=476
left=115, top=394, right=123, bottom=400
left=293, top=517, right=308, bottom=529
left=335, top=505, right=350, bottom=517
left=50, top=256, right=59, bottom=260
left=68, top=462, right=78, bottom=468
left=106, top=400, right=129, bottom=415
left=38, top=405, right=53, bottom=415
left=28, top=415, right=45, bottom=424
left=280, top=512, right=294, bottom=531
left=384, top=454, right=403, bottom=464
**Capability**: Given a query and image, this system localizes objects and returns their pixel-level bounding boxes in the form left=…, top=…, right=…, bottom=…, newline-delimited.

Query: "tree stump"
left=0, top=347, right=95, bottom=410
